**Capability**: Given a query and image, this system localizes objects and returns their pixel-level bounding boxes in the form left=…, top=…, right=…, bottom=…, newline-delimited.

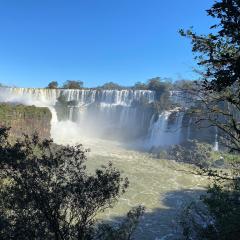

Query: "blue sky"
left=0, top=0, right=214, bottom=88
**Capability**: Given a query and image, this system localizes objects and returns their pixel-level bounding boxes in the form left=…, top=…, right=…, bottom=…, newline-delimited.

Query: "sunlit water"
left=0, top=87, right=208, bottom=239
left=53, top=122, right=206, bottom=240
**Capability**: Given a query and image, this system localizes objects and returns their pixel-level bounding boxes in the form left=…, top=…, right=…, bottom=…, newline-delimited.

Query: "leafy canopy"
left=0, top=127, right=144, bottom=240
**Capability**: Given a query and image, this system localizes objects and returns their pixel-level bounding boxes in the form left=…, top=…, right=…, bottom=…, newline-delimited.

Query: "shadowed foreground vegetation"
left=0, top=127, right=144, bottom=240
left=177, top=0, right=240, bottom=239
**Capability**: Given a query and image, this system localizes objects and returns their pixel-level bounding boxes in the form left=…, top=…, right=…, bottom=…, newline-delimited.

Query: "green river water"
left=55, top=133, right=206, bottom=240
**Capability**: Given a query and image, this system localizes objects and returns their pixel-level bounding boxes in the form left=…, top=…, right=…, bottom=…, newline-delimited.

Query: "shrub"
left=0, top=127, right=144, bottom=240
left=169, top=140, right=212, bottom=167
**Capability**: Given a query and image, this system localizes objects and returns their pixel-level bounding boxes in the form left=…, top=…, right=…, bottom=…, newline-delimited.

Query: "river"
left=53, top=121, right=206, bottom=240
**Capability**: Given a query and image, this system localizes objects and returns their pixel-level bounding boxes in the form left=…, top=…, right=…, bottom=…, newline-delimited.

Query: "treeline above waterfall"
left=0, top=77, right=219, bottom=150
left=46, top=77, right=195, bottom=110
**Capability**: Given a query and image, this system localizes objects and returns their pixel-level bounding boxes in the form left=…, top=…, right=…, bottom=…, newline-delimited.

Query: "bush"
left=0, top=127, right=144, bottom=240
left=99, top=82, right=124, bottom=90
left=46, top=81, right=58, bottom=89
left=62, top=80, right=84, bottom=89
left=169, top=140, right=212, bottom=167
left=132, top=82, right=147, bottom=90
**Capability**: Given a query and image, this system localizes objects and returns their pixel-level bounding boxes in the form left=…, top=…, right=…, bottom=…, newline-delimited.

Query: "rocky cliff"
left=0, top=103, right=51, bottom=139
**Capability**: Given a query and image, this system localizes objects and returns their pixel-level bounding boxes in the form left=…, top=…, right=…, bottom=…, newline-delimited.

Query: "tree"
left=133, top=82, right=147, bottom=90
left=146, top=77, right=162, bottom=91
left=169, top=140, right=212, bottom=167
left=179, top=1, right=240, bottom=239
left=62, top=80, right=84, bottom=89
left=172, top=80, right=195, bottom=91
left=99, top=82, right=123, bottom=90
left=180, top=0, right=240, bottom=92
left=0, top=127, right=144, bottom=239
left=146, top=77, right=170, bottom=98
left=47, top=81, right=58, bottom=89
left=180, top=0, right=240, bottom=152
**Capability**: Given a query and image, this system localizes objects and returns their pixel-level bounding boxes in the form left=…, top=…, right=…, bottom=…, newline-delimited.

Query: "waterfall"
left=0, top=87, right=222, bottom=149
left=0, top=87, right=155, bottom=142
left=146, top=110, right=184, bottom=148
left=0, top=88, right=155, bottom=107
left=213, top=126, right=219, bottom=151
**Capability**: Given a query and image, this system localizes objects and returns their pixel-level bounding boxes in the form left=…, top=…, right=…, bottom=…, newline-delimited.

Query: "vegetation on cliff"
left=47, top=81, right=58, bottom=89
left=179, top=0, right=240, bottom=239
left=0, top=103, right=51, bottom=120
left=0, top=103, right=51, bottom=139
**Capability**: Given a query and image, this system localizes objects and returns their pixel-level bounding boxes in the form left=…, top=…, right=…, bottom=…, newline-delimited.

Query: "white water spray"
left=146, top=110, right=184, bottom=148
left=213, top=126, right=219, bottom=151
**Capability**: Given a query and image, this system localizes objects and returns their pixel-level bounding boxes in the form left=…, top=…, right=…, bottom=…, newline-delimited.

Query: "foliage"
left=132, top=77, right=173, bottom=111
left=132, top=82, right=147, bottom=90
left=62, top=80, right=84, bottom=89
left=180, top=0, right=240, bottom=92
left=56, top=95, right=69, bottom=106
left=55, top=95, right=78, bottom=121
left=179, top=1, right=240, bottom=239
left=99, top=82, right=124, bottom=90
left=146, top=77, right=169, bottom=97
left=97, top=206, right=145, bottom=240
left=180, top=0, right=240, bottom=152
left=169, top=140, right=213, bottom=167
left=147, top=77, right=172, bottom=110
left=172, top=80, right=196, bottom=91
left=0, top=103, right=51, bottom=120
left=0, top=127, right=144, bottom=240
left=180, top=159, right=240, bottom=240
left=47, top=81, right=58, bottom=89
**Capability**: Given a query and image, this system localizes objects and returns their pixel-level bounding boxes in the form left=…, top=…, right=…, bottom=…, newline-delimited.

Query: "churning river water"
left=53, top=123, right=206, bottom=240
left=0, top=87, right=208, bottom=239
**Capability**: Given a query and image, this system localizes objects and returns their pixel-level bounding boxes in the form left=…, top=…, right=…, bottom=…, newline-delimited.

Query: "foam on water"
left=69, top=137, right=206, bottom=239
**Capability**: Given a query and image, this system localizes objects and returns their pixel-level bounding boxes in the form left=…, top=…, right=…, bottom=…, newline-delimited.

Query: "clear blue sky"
left=0, top=0, right=214, bottom=88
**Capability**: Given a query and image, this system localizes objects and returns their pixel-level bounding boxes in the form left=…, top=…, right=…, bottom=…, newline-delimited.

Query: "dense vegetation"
left=0, top=127, right=144, bottom=239
left=0, top=103, right=50, bottom=120
left=179, top=0, right=240, bottom=239
left=46, top=80, right=84, bottom=90
left=0, top=103, right=52, bottom=140
left=47, top=81, right=58, bottom=89
left=168, top=140, right=213, bottom=167
left=50, top=77, right=174, bottom=116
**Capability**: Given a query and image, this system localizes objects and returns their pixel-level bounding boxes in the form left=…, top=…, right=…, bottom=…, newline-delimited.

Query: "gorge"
left=0, top=87, right=218, bottom=150
left=0, top=86, right=212, bottom=239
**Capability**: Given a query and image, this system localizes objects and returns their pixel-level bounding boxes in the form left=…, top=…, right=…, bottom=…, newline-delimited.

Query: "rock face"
left=0, top=103, right=51, bottom=139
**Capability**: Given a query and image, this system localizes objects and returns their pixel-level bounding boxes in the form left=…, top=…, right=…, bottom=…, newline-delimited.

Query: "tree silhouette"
left=0, top=127, right=144, bottom=239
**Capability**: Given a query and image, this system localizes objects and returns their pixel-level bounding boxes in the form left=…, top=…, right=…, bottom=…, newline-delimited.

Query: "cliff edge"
left=0, top=103, right=51, bottom=139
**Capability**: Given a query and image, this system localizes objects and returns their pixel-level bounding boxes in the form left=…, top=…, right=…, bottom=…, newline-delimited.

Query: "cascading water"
left=0, top=87, right=156, bottom=143
left=0, top=87, right=217, bottom=149
left=213, top=126, right=219, bottom=151
left=146, top=110, right=184, bottom=148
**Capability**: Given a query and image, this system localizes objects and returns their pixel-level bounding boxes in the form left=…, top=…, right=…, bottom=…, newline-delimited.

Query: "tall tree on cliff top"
left=47, top=81, right=59, bottom=89
left=180, top=0, right=240, bottom=152
left=62, top=80, right=84, bottom=89
left=180, top=1, right=240, bottom=239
